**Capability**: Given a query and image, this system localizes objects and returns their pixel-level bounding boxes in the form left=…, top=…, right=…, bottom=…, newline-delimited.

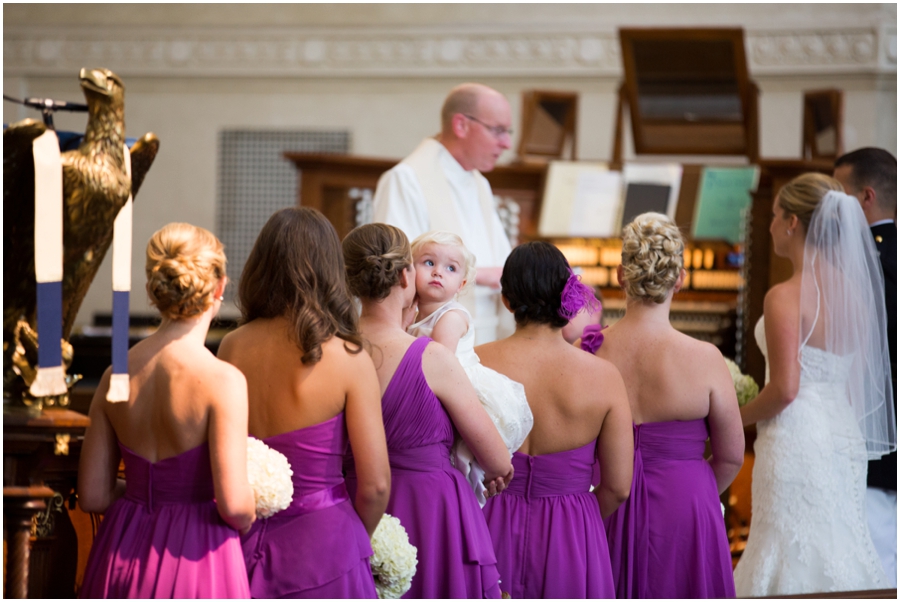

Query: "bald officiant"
left=373, top=83, right=514, bottom=343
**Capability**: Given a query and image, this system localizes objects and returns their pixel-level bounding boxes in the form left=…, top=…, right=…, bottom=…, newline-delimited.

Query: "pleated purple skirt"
left=483, top=441, right=615, bottom=599
left=80, top=443, right=250, bottom=598
left=604, top=420, right=735, bottom=598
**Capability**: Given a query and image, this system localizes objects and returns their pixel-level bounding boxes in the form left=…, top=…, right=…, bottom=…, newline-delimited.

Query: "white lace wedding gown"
left=733, top=318, right=889, bottom=596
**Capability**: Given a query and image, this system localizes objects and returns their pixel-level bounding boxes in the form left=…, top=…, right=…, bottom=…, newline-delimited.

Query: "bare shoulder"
left=574, top=347, right=623, bottom=384
left=764, top=280, right=798, bottom=308
left=673, top=328, right=722, bottom=361
left=322, top=335, right=369, bottom=368
left=419, top=338, right=466, bottom=392
left=763, top=281, right=801, bottom=324
left=89, top=366, right=114, bottom=415
left=439, top=309, right=470, bottom=330
left=206, top=355, right=247, bottom=391
left=473, top=339, right=502, bottom=362
left=421, top=337, right=452, bottom=364
left=568, top=348, right=627, bottom=413
left=216, top=324, right=251, bottom=361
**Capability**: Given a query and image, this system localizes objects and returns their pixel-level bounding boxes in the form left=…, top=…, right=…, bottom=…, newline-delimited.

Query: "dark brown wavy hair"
left=238, top=207, right=362, bottom=364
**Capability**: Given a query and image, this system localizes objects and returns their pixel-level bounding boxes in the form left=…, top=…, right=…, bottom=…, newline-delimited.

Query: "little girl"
left=408, top=231, right=533, bottom=506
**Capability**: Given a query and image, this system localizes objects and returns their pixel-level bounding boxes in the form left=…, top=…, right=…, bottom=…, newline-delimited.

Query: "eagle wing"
left=129, top=132, right=160, bottom=197
left=3, top=118, right=47, bottom=334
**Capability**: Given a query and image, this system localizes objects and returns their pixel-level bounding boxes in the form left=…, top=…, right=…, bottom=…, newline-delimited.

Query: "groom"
left=834, top=147, right=897, bottom=587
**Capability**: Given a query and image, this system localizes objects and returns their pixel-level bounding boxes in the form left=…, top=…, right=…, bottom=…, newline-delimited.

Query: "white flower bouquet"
left=370, top=514, right=418, bottom=599
left=246, top=437, right=293, bottom=518
left=724, top=358, right=760, bottom=407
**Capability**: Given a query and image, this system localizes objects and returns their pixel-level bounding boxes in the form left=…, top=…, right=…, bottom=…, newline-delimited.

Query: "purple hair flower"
left=558, top=270, right=601, bottom=320
left=580, top=323, right=606, bottom=354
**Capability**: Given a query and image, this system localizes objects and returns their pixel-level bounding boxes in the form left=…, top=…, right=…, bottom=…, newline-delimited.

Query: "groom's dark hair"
left=835, top=147, right=897, bottom=212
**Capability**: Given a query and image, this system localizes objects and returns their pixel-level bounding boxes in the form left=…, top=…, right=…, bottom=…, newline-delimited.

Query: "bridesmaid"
left=218, top=207, right=390, bottom=598
left=598, top=212, right=744, bottom=598
left=342, top=223, right=513, bottom=599
left=476, top=241, right=634, bottom=599
left=79, top=223, right=255, bottom=598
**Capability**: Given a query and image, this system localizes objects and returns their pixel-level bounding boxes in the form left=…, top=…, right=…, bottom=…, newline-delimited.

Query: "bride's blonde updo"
left=777, top=172, right=844, bottom=233
left=620, top=212, right=684, bottom=304
left=145, top=223, right=226, bottom=320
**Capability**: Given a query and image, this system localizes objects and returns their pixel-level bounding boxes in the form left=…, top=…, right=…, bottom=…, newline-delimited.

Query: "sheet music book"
left=691, top=166, right=761, bottom=244
left=568, top=170, right=623, bottom=237
left=539, top=161, right=622, bottom=237
left=621, top=163, right=683, bottom=227
left=620, top=183, right=672, bottom=228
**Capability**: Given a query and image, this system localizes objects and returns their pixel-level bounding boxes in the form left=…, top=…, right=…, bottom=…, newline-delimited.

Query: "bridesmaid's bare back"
left=219, top=315, right=365, bottom=439
left=599, top=320, right=721, bottom=424
left=477, top=335, right=620, bottom=457
left=102, top=333, right=244, bottom=463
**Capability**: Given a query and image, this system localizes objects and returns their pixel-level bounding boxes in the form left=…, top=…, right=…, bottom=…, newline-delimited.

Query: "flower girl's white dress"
left=733, top=318, right=888, bottom=595
left=409, top=300, right=533, bottom=506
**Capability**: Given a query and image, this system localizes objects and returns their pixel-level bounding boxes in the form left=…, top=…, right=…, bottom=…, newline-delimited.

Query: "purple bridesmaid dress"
left=604, top=419, right=735, bottom=598
left=482, top=442, right=616, bottom=599
left=346, top=337, right=502, bottom=599
left=80, top=442, right=250, bottom=598
left=242, top=413, right=376, bottom=598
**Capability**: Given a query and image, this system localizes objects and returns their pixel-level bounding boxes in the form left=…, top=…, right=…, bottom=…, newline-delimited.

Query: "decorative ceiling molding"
left=4, top=25, right=894, bottom=79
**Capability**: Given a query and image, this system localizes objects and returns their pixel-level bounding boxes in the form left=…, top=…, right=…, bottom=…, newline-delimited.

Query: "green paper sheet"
left=692, top=167, right=760, bottom=244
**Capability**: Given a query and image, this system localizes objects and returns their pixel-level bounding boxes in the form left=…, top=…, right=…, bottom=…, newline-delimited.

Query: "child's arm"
left=430, top=309, right=469, bottom=354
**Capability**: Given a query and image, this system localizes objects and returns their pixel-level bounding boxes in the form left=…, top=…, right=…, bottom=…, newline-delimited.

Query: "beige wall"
left=4, top=3, right=896, bottom=327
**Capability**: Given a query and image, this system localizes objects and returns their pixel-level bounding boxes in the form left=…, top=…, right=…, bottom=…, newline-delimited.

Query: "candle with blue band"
left=107, top=145, right=133, bottom=402
left=30, top=130, right=68, bottom=397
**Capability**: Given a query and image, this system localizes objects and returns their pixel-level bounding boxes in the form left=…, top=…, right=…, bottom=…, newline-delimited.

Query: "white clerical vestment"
left=373, top=138, right=512, bottom=343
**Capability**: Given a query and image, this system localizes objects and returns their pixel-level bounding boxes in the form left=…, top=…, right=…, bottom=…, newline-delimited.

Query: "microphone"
left=3, top=94, right=88, bottom=129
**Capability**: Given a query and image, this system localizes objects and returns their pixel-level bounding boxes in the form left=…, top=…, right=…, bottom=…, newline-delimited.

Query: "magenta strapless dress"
left=242, top=412, right=376, bottom=598
left=79, top=442, right=250, bottom=598
left=346, top=337, right=502, bottom=599
left=604, top=419, right=735, bottom=598
left=482, top=441, right=615, bottom=598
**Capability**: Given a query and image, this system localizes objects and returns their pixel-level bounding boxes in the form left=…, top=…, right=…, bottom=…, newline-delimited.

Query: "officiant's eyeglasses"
left=463, top=114, right=513, bottom=138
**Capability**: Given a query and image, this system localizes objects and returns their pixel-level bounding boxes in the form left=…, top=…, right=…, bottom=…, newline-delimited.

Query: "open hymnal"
left=538, top=161, right=623, bottom=238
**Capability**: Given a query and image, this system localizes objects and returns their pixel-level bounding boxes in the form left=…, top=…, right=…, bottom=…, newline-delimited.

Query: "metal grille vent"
left=216, top=130, right=350, bottom=302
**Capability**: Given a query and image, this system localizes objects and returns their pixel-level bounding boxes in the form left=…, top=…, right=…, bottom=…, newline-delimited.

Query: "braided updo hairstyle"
left=343, top=223, right=412, bottom=301
left=145, top=222, right=226, bottom=320
left=620, top=212, right=684, bottom=304
left=500, top=241, right=571, bottom=329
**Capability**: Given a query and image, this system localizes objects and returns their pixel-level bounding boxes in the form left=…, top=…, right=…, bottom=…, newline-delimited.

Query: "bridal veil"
left=799, top=190, right=896, bottom=459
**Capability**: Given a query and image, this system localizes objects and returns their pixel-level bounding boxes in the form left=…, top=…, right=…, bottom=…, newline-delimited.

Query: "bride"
left=734, top=173, right=896, bottom=595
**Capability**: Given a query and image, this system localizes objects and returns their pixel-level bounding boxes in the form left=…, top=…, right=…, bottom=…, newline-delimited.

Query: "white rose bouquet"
left=246, top=437, right=293, bottom=519
left=370, top=514, right=418, bottom=599
left=724, top=358, right=760, bottom=407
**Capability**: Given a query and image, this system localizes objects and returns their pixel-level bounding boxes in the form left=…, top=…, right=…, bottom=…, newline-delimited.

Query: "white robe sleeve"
left=372, top=164, right=430, bottom=242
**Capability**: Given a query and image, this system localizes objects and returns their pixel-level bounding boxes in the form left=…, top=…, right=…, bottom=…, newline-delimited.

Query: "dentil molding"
left=4, top=25, right=895, bottom=79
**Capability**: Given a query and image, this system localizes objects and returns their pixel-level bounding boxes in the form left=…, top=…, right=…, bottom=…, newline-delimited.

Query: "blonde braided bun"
left=145, top=223, right=226, bottom=320
left=620, top=212, right=683, bottom=304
